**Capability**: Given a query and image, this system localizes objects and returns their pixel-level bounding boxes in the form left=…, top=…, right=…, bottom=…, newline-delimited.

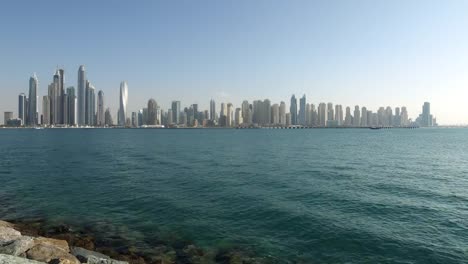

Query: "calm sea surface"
left=1, top=128, right=467, bottom=263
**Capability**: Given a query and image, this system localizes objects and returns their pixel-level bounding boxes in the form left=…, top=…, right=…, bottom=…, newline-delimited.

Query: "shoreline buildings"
left=3, top=66, right=438, bottom=128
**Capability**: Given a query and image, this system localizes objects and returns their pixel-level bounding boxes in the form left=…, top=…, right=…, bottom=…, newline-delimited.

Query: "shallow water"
left=1, top=128, right=468, bottom=263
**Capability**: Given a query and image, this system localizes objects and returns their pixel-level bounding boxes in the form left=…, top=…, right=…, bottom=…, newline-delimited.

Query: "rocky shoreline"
left=0, top=219, right=267, bottom=264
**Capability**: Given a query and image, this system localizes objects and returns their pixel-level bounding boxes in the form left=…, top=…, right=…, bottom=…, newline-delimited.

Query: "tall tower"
left=290, top=95, right=297, bottom=125
left=97, top=90, right=105, bottom=126
left=28, top=73, right=38, bottom=126
left=210, top=99, right=216, bottom=122
left=147, top=99, right=158, bottom=125
left=118, top=81, right=128, bottom=126
left=58, top=68, right=65, bottom=124
left=279, top=101, right=286, bottom=126
left=77, top=65, right=86, bottom=126
left=298, top=94, right=306, bottom=125
left=18, top=93, right=27, bottom=125
left=171, top=101, right=180, bottom=125
left=422, top=102, right=431, bottom=127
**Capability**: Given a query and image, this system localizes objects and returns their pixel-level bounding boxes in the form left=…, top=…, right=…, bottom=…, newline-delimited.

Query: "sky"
left=1, top=0, right=468, bottom=125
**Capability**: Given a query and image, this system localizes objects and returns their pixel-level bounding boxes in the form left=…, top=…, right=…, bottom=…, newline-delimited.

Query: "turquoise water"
left=1, top=128, right=468, bottom=263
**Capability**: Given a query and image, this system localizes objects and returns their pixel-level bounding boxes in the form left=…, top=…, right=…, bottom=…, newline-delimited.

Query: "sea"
left=0, top=128, right=467, bottom=263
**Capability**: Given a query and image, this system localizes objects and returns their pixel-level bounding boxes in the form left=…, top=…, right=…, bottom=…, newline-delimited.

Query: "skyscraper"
left=353, top=106, right=360, bottom=127
left=298, top=94, right=306, bottom=125
left=361, top=107, right=367, bottom=127
left=28, top=73, right=38, bottom=126
left=104, top=108, right=113, bottom=126
left=85, top=81, right=96, bottom=126
left=290, top=95, right=297, bottom=125
left=318, top=103, right=327, bottom=127
left=147, top=99, right=158, bottom=125
left=327, top=103, right=334, bottom=122
left=18, top=93, right=27, bottom=125
left=271, top=104, right=279, bottom=124
left=118, top=81, right=128, bottom=126
left=97, top=90, right=105, bottom=126
left=344, top=107, right=352, bottom=126
left=42, top=96, right=50, bottom=125
left=241, top=100, right=250, bottom=124
left=335, top=105, right=343, bottom=126
left=279, top=101, right=286, bottom=126
left=209, top=99, right=216, bottom=122
left=226, top=103, right=233, bottom=127
left=77, top=65, right=86, bottom=126
left=171, top=101, right=180, bottom=125
left=421, top=102, right=431, bottom=127
left=66, top=87, right=77, bottom=126
left=235, top=108, right=242, bottom=126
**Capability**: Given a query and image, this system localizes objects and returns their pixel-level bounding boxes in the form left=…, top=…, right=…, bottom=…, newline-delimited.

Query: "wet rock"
left=0, top=253, right=45, bottom=264
left=0, top=226, right=22, bottom=243
left=70, top=247, right=110, bottom=262
left=0, top=236, right=35, bottom=257
left=86, top=255, right=128, bottom=264
left=0, top=221, right=14, bottom=229
left=25, top=244, right=79, bottom=264
left=34, top=237, right=70, bottom=253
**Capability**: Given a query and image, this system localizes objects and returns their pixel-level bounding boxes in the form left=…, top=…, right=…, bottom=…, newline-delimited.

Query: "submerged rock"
left=0, top=236, right=35, bottom=257
left=0, top=253, right=45, bottom=263
left=86, top=255, right=128, bottom=264
left=70, top=247, right=110, bottom=262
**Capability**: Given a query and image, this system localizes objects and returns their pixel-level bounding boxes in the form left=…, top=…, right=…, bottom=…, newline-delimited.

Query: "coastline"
left=0, top=219, right=267, bottom=264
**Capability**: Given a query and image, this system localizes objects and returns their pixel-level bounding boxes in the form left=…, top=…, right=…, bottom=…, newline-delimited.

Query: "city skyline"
left=2, top=65, right=436, bottom=129
left=1, top=1, right=468, bottom=124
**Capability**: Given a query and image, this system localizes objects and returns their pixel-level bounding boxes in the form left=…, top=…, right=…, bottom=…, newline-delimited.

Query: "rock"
left=49, top=258, right=78, bottom=264
left=0, top=253, right=45, bottom=263
left=0, top=221, right=14, bottom=229
left=70, top=247, right=109, bottom=262
left=86, top=255, right=128, bottom=264
left=26, top=244, right=79, bottom=264
left=0, top=226, right=22, bottom=243
left=34, top=237, right=70, bottom=253
left=0, top=236, right=35, bottom=256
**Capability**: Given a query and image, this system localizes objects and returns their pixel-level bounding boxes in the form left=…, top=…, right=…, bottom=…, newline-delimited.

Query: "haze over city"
left=1, top=0, right=468, bottom=125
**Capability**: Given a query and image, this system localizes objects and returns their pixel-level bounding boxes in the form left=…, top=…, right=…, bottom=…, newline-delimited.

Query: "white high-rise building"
left=344, top=106, right=352, bottom=126
left=335, top=105, right=343, bottom=126
left=77, top=65, right=86, bottom=126
left=226, top=103, right=233, bottom=127
left=279, top=101, right=286, bottom=126
left=271, top=104, right=279, bottom=125
left=118, top=81, right=128, bottom=126
left=209, top=99, right=216, bottom=122
left=318, top=103, right=327, bottom=127
left=361, top=107, right=367, bottom=127
left=353, top=106, right=360, bottom=127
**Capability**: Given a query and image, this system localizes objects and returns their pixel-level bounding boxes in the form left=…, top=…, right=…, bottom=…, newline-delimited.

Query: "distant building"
left=104, top=108, right=113, bottom=126
left=279, top=101, right=286, bottom=126
left=353, top=106, right=360, bottom=127
left=147, top=99, right=158, bottom=125
left=28, top=73, right=38, bottom=126
left=42, top=96, right=50, bottom=125
left=298, top=94, right=306, bottom=125
left=318, top=103, right=327, bottom=127
left=97, top=90, right=105, bottom=126
left=171, top=101, right=181, bottom=125
left=118, top=81, right=128, bottom=126
left=4, top=112, right=13, bottom=125
left=18, top=93, right=27, bottom=125
left=77, top=65, right=86, bottom=126
left=290, top=95, right=297, bottom=125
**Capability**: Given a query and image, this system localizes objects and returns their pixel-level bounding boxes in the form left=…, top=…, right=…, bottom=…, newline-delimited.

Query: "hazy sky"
left=1, top=0, right=468, bottom=125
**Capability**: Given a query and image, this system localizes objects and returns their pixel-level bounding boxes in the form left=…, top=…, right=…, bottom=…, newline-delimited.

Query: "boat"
left=369, top=127, right=382, bottom=130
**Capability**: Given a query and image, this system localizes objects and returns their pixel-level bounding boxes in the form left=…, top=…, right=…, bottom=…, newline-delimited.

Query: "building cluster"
left=2, top=66, right=437, bottom=128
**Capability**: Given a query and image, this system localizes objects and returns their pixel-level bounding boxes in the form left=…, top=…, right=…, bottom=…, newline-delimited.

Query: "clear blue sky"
left=1, top=0, right=467, bottom=124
